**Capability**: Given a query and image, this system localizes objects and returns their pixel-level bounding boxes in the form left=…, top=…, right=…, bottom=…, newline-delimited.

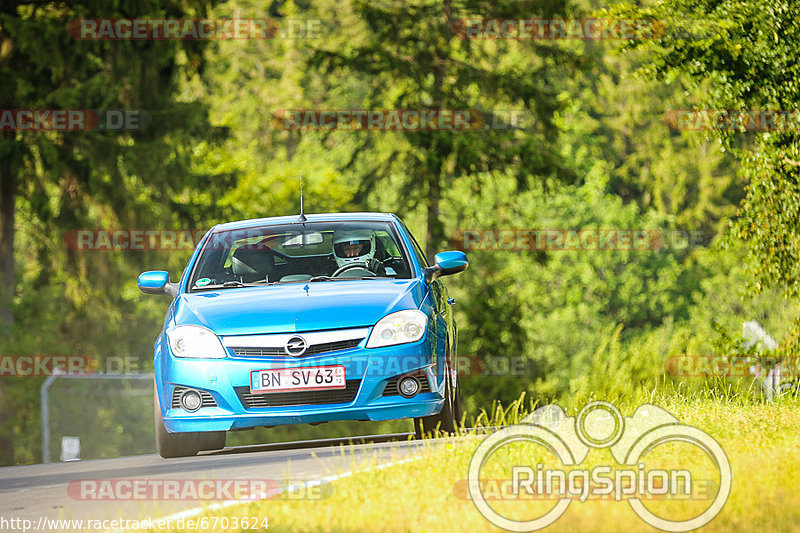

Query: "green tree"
left=308, top=0, right=583, bottom=258
left=607, top=0, right=800, bottom=347
left=0, top=0, right=224, bottom=464
left=446, top=172, right=708, bottom=406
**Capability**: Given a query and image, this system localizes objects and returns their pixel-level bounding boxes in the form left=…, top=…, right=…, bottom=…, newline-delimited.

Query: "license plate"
left=250, top=365, right=346, bottom=394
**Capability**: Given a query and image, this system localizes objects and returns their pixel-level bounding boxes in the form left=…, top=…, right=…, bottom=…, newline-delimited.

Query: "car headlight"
left=366, top=310, right=428, bottom=348
left=167, top=325, right=227, bottom=359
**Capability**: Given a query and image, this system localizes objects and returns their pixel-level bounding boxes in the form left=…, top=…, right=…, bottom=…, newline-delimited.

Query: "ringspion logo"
left=467, top=401, right=731, bottom=531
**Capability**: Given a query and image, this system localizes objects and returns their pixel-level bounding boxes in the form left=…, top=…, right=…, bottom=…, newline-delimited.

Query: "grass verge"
left=145, top=393, right=800, bottom=532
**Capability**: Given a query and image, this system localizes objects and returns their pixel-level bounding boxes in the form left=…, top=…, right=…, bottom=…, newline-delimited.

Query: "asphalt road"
left=0, top=433, right=431, bottom=532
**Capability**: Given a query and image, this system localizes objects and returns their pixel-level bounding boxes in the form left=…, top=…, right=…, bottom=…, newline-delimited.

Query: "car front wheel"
left=154, top=385, right=225, bottom=458
left=414, top=362, right=461, bottom=438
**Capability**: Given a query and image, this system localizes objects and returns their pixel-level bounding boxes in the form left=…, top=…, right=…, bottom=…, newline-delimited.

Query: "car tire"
left=199, top=430, right=226, bottom=451
left=414, top=361, right=461, bottom=439
left=153, top=384, right=226, bottom=458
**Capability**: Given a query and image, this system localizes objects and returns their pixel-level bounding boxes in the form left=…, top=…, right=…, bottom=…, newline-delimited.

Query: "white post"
left=743, top=320, right=780, bottom=401
left=40, top=370, right=62, bottom=464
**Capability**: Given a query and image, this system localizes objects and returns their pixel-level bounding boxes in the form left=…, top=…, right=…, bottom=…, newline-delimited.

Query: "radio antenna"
left=298, top=175, right=307, bottom=222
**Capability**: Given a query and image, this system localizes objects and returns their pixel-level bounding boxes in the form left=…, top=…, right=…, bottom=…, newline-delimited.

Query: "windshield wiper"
left=191, top=281, right=266, bottom=291
left=308, top=275, right=395, bottom=282
left=308, top=276, right=339, bottom=282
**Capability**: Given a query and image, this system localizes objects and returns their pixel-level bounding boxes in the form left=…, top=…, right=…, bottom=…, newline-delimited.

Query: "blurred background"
left=2, top=0, right=799, bottom=465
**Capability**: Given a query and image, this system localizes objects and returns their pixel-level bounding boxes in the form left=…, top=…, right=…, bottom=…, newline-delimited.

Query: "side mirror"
left=424, top=251, right=468, bottom=284
left=138, top=271, right=178, bottom=298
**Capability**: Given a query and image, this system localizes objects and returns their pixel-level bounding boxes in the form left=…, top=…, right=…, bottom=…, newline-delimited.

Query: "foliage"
left=2, top=0, right=799, bottom=465
left=168, top=398, right=800, bottom=533
left=307, top=0, right=585, bottom=257
left=0, top=0, right=226, bottom=464
left=605, top=0, right=800, bottom=347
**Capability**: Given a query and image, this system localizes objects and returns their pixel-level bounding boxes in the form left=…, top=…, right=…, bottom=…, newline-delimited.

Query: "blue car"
left=138, top=212, right=468, bottom=457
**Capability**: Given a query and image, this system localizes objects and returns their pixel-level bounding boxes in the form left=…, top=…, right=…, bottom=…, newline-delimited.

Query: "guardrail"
left=40, top=372, right=154, bottom=463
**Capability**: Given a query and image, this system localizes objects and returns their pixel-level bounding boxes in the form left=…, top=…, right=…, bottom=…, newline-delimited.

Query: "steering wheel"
left=332, top=262, right=374, bottom=277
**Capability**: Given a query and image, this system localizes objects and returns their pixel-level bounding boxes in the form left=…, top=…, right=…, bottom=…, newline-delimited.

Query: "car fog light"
left=180, top=390, right=202, bottom=412
left=399, top=377, right=421, bottom=398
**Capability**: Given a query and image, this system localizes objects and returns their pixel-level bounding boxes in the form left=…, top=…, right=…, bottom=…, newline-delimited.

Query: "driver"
left=331, top=228, right=384, bottom=275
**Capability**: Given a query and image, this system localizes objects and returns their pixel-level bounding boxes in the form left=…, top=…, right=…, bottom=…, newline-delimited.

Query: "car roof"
left=211, top=212, right=400, bottom=232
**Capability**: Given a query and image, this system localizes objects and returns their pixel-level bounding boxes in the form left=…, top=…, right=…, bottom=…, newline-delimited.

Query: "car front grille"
left=235, top=380, right=361, bottom=408
left=171, top=386, right=218, bottom=409
left=230, top=338, right=363, bottom=358
left=382, top=370, right=432, bottom=396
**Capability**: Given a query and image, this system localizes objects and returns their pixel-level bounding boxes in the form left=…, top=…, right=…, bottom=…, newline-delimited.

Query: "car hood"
left=172, top=279, right=428, bottom=335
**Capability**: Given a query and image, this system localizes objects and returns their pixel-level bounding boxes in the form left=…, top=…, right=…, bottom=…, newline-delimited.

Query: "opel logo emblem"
left=284, top=336, right=308, bottom=357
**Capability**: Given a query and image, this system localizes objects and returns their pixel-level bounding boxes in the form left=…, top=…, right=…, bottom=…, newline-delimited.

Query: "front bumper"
left=157, top=339, right=445, bottom=433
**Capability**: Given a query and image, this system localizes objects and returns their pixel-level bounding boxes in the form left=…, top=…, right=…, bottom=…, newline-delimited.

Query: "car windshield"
left=188, top=220, right=413, bottom=291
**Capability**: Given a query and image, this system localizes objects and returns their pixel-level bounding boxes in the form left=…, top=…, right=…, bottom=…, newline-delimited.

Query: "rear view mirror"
left=281, top=232, right=324, bottom=247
